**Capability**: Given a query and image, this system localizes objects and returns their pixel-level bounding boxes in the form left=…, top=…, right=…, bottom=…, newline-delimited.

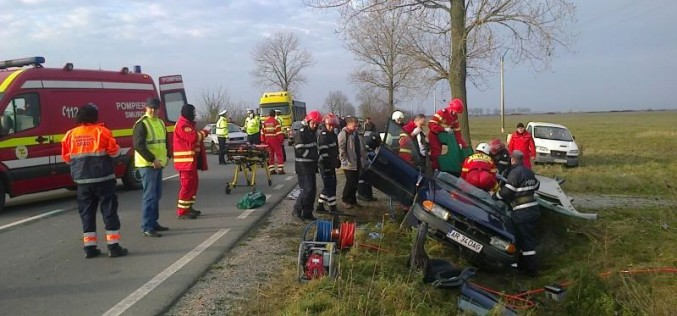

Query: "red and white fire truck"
left=0, top=56, right=187, bottom=212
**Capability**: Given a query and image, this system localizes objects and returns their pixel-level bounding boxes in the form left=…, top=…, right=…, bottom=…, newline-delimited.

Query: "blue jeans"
left=140, top=167, right=163, bottom=231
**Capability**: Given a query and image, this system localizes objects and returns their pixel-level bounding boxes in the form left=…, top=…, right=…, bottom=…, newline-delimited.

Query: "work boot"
left=315, top=203, right=328, bottom=213
left=108, top=244, right=128, bottom=258
left=178, top=212, right=197, bottom=219
left=269, top=169, right=277, bottom=175
left=189, top=207, right=202, bottom=216
left=84, top=246, right=101, bottom=259
left=277, top=169, right=286, bottom=175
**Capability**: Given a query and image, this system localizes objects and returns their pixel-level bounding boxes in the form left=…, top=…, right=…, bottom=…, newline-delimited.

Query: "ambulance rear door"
left=158, top=75, right=187, bottom=125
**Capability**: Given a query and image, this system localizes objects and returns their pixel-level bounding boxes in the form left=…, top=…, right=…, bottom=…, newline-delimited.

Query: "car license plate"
left=554, top=158, right=567, bottom=163
left=446, top=230, right=483, bottom=253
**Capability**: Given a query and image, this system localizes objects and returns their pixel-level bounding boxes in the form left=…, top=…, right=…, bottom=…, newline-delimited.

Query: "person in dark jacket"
left=363, top=117, right=376, bottom=132
left=133, top=98, right=170, bottom=237
left=316, top=113, right=340, bottom=213
left=495, top=150, right=541, bottom=277
left=489, top=138, right=511, bottom=174
left=293, top=110, right=322, bottom=220
left=61, top=104, right=128, bottom=258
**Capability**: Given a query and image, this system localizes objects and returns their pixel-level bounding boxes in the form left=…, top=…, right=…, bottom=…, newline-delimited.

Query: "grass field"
left=235, top=111, right=676, bottom=315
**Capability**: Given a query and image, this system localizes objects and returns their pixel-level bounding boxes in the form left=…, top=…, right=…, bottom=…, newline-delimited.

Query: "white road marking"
left=274, top=184, right=284, bottom=190
left=0, top=209, right=67, bottom=232
left=265, top=194, right=272, bottom=200
left=285, top=176, right=293, bottom=181
left=103, top=229, right=230, bottom=316
left=162, top=174, right=179, bottom=181
left=238, top=209, right=255, bottom=219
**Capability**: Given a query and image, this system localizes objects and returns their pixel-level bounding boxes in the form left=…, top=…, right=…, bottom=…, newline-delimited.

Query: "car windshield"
left=260, top=103, right=290, bottom=115
left=533, top=126, right=573, bottom=141
left=227, top=123, right=242, bottom=133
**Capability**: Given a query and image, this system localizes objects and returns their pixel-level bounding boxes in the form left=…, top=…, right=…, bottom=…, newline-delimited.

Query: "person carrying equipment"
left=428, top=99, right=468, bottom=174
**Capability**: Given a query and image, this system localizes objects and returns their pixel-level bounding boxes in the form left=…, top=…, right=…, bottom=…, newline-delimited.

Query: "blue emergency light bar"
left=0, top=56, right=45, bottom=69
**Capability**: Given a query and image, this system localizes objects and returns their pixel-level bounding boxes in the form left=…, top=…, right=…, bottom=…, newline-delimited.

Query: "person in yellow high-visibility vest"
left=133, top=98, right=170, bottom=238
left=216, top=109, right=229, bottom=165
left=243, top=109, right=261, bottom=144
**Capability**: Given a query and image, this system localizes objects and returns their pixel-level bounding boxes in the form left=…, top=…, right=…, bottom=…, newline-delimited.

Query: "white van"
left=526, top=122, right=579, bottom=167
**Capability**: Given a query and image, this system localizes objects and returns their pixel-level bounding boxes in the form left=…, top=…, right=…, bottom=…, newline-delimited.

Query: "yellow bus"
left=259, top=91, right=306, bottom=137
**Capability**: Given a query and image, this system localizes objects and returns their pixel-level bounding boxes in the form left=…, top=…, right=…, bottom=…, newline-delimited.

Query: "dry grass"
left=230, top=111, right=676, bottom=316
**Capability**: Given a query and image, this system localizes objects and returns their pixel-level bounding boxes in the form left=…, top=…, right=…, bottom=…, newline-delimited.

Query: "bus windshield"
left=260, top=103, right=290, bottom=115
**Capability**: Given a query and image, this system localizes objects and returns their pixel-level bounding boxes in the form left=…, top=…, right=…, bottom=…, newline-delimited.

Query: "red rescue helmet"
left=448, top=98, right=464, bottom=114
left=323, top=113, right=339, bottom=128
left=305, top=110, right=322, bottom=123
left=489, top=138, right=505, bottom=153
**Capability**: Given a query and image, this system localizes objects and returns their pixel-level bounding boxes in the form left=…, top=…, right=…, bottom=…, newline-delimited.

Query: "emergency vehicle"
left=0, top=56, right=187, bottom=212
left=259, top=91, right=306, bottom=138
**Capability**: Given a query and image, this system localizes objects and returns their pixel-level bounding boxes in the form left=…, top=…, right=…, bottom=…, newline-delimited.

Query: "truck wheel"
left=122, top=163, right=143, bottom=190
left=0, top=181, right=5, bottom=213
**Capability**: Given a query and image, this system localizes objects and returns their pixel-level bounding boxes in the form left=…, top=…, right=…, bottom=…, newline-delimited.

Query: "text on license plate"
left=446, top=230, right=483, bottom=253
left=554, top=158, right=567, bottom=163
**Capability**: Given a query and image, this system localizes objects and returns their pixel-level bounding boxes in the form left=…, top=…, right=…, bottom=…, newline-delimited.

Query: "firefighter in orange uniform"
left=173, top=104, right=209, bottom=219
left=460, top=143, right=498, bottom=192
left=61, top=103, right=128, bottom=258
left=428, top=99, right=467, bottom=171
left=262, top=109, right=285, bottom=174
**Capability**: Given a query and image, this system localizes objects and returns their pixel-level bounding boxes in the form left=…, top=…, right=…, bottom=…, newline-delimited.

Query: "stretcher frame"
left=223, top=142, right=272, bottom=194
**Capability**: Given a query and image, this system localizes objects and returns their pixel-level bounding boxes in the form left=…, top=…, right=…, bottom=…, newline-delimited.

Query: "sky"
left=1, top=0, right=676, bottom=114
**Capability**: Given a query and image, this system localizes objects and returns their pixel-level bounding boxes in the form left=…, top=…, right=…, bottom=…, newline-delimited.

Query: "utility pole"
left=500, top=49, right=508, bottom=133
left=433, top=89, right=437, bottom=113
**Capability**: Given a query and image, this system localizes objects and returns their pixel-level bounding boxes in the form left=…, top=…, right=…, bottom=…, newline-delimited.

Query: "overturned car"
left=362, top=122, right=596, bottom=270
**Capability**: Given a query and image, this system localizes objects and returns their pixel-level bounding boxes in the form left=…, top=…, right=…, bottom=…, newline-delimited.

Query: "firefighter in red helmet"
left=489, top=138, right=511, bottom=174
left=293, top=110, right=322, bottom=220
left=316, top=113, right=340, bottom=213
left=428, top=98, right=467, bottom=172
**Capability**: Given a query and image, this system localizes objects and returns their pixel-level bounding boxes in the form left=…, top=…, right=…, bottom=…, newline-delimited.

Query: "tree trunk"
left=449, top=0, right=471, bottom=148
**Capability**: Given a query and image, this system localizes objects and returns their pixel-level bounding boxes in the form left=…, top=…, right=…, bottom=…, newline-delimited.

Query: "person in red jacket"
left=173, top=104, right=209, bottom=219
left=461, top=143, right=498, bottom=192
left=508, top=122, right=536, bottom=169
left=262, top=109, right=285, bottom=174
left=428, top=99, right=467, bottom=171
left=398, top=114, right=427, bottom=169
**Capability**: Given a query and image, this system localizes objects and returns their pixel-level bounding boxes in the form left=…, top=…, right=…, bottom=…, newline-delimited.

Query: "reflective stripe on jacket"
left=496, top=164, right=540, bottom=209
left=216, top=117, right=228, bottom=137
left=173, top=115, right=208, bottom=171
left=61, top=123, right=120, bottom=184
left=134, top=115, right=168, bottom=167
left=262, top=117, right=283, bottom=141
left=317, top=125, right=339, bottom=170
left=294, top=126, right=319, bottom=175
left=244, top=116, right=260, bottom=135
left=461, top=153, right=497, bottom=191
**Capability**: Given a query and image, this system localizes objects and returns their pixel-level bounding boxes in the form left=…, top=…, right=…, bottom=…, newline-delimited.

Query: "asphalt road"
left=0, top=146, right=297, bottom=316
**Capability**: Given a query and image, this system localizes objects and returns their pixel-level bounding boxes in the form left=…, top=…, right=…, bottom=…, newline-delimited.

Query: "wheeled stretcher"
left=223, top=143, right=272, bottom=194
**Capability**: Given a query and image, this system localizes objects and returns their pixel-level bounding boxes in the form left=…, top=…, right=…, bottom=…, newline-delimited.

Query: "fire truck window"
left=1, top=94, right=40, bottom=134
left=163, top=91, right=184, bottom=123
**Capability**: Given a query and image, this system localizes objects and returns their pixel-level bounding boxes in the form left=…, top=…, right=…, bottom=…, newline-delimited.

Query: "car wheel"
left=210, top=141, right=218, bottom=155
left=122, top=160, right=143, bottom=190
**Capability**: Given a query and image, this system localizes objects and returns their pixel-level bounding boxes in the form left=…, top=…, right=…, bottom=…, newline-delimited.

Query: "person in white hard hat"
left=460, top=142, right=498, bottom=192
left=216, top=109, right=229, bottom=165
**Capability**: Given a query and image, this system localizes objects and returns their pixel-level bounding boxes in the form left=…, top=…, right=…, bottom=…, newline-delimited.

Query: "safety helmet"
left=391, top=111, right=405, bottom=122
left=246, top=108, right=253, bottom=113
left=475, top=143, right=491, bottom=155
left=323, top=113, right=339, bottom=128
left=488, top=138, right=504, bottom=153
left=305, top=110, right=322, bottom=123
left=448, top=99, right=464, bottom=114
left=219, top=109, right=228, bottom=116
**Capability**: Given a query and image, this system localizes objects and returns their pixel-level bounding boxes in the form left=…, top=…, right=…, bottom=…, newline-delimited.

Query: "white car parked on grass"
left=526, top=122, right=580, bottom=167
left=203, top=123, right=248, bottom=154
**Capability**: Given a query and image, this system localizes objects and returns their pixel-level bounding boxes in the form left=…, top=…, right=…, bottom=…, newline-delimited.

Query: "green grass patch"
left=233, top=112, right=676, bottom=315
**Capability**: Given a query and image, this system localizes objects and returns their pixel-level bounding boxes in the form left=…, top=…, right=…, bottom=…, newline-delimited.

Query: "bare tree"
left=250, top=32, right=314, bottom=94
left=197, top=86, right=231, bottom=123
left=344, top=0, right=423, bottom=114
left=324, top=90, right=356, bottom=116
left=306, top=0, right=576, bottom=145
